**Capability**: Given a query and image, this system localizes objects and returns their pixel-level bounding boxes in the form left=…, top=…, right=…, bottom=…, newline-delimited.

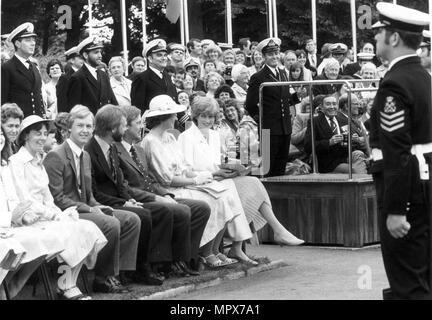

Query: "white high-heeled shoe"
left=274, top=233, right=305, bottom=246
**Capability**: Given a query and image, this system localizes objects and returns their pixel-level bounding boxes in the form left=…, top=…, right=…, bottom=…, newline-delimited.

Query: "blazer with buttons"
left=67, top=64, right=118, bottom=114
left=130, top=67, right=178, bottom=113
left=245, top=65, right=298, bottom=136
left=1, top=55, right=45, bottom=117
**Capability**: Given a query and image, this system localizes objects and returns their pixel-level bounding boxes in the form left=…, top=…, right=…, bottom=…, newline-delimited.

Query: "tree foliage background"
left=1, top=0, right=428, bottom=79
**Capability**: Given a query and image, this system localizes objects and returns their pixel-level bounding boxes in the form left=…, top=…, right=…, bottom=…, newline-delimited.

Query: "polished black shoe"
left=93, top=276, right=130, bottom=294
left=131, top=271, right=164, bottom=286
left=177, top=261, right=200, bottom=276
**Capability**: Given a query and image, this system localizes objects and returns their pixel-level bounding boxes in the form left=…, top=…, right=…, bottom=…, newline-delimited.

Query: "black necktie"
left=108, top=145, right=118, bottom=184
left=79, top=153, right=87, bottom=203
left=330, top=118, right=338, bottom=134
left=275, top=69, right=280, bottom=81
left=130, top=145, right=156, bottom=193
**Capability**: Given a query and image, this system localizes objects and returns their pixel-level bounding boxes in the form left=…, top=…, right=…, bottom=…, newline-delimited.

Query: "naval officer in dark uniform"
left=67, top=36, right=118, bottom=114
left=1, top=23, right=45, bottom=118
left=369, top=2, right=432, bottom=300
left=245, top=38, right=299, bottom=176
left=56, top=46, right=84, bottom=112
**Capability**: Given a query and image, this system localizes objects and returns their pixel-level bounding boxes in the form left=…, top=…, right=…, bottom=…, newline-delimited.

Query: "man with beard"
left=369, top=2, right=432, bottom=299
left=43, top=105, right=141, bottom=293
left=245, top=38, right=299, bottom=176
left=1, top=23, right=45, bottom=117
left=85, top=104, right=194, bottom=284
left=131, top=39, right=177, bottom=113
left=116, top=105, right=211, bottom=274
left=56, top=46, right=84, bottom=112
left=67, top=36, right=117, bottom=114
left=183, top=57, right=205, bottom=92
left=419, top=30, right=431, bottom=74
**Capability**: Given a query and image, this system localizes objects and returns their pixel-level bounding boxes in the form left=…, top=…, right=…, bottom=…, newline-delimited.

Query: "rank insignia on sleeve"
left=383, top=96, right=396, bottom=113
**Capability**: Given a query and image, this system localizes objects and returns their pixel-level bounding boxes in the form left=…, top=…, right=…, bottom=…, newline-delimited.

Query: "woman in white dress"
left=141, top=95, right=254, bottom=267
left=109, top=56, right=132, bottom=107
left=178, top=97, right=304, bottom=257
left=42, top=59, right=63, bottom=119
left=6, top=115, right=107, bottom=300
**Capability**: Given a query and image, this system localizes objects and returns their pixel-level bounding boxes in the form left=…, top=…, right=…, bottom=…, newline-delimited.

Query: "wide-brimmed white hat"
left=17, top=115, right=51, bottom=143
left=143, top=95, right=186, bottom=119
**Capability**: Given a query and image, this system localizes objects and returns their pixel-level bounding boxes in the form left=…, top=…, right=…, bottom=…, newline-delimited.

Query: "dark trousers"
left=268, top=134, right=291, bottom=177
left=113, top=206, right=153, bottom=272
left=374, top=173, right=432, bottom=299
left=176, top=199, right=211, bottom=262
left=80, top=209, right=141, bottom=277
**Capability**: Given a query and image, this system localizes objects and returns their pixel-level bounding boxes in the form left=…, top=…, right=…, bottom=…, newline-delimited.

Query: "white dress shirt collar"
left=121, top=140, right=132, bottom=156
left=94, top=135, right=111, bottom=162
left=325, top=115, right=340, bottom=134
left=67, top=139, right=83, bottom=158
left=266, top=65, right=279, bottom=77
left=15, top=54, right=30, bottom=69
left=85, top=62, right=98, bottom=80
left=149, top=66, right=163, bottom=79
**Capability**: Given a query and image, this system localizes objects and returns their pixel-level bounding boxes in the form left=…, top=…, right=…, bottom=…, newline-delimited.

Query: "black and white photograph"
left=0, top=0, right=431, bottom=306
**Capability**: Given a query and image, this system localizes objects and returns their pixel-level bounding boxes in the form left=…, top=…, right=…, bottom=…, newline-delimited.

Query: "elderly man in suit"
left=43, top=105, right=141, bottom=293
left=67, top=36, right=118, bottom=114
left=1, top=23, right=45, bottom=117
left=56, top=46, right=84, bottom=112
left=245, top=37, right=299, bottom=176
left=304, top=94, right=367, bottom=174
left=130, top=39, right=177, bottom=113
left=116, top=105, right=211, bottom=273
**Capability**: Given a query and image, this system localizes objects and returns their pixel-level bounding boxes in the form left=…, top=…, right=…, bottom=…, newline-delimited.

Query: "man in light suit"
left=130, top=39, right=178, bottom=113
left=67, top=36, right=118, bottom=114
left=1, top=23, right=45, bottom=117
left=116, top=105, right=210, bottom=273
left=43, top=105, right=141, bottom=293
left=245, top=37, right=299, bottom=176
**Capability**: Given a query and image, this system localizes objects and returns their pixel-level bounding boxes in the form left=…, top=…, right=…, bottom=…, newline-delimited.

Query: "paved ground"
left=172, top=244, right=388, bottom=300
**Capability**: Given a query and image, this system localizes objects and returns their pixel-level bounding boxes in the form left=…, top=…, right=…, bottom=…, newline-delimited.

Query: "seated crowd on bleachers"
left=1, top=21, right=431, bottom=300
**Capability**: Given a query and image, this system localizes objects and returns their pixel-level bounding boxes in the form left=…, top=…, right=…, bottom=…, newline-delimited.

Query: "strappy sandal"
left=216, top=253, right=238, bottom=265
left=57, top=286, right=92, bottom=300
left=199, top=254, right=226, bottom=268
left=227, top=251, right=259, bottom=266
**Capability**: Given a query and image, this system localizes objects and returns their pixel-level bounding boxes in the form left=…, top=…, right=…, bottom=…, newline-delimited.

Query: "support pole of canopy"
left=226, top=0, right=233, bottom=46
left=180, top=0, right=185, bottom=45
left=267, top=0, right=273, bottom=38
left=350, top=0, right=357, bottom=62
left=311, top=0, right=317, bottom=46
left=272, top=0, right=278, bottom=38
left=142, top=0, right=147, bottom=47
left=120, top=0, right=128, bottom=75
left=184, top=0, right=190, bottom=44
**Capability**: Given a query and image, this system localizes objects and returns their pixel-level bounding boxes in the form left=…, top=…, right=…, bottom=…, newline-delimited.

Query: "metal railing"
left=258, top=78, right=380, bottom=180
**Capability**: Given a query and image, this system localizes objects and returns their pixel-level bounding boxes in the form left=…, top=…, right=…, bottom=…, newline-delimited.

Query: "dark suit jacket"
left=1, top=56, right=45, bottom=117
left=245, top=65, right=298, bottom=136
left=85, top=136, right=155, bottom=207
left=304, top=113, right=352, bottom=173
left=115, top=142, right=173, bottom=199
left=343, top=62, right=361, bottom=77
left=67, top=64, right=118, bottom=114
left=43, top=141, right=100, bottom=213
left=130, top=68, right=178, bottom=113
left=312, top=74, right=341, bottom=96
left=304, top=53, right=321, bottom=71
left=56, top=68, right=77, bottom=113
